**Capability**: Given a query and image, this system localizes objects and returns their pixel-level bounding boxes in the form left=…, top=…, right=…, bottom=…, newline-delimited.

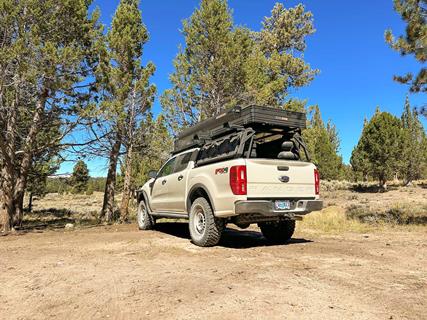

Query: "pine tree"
left=161, top=0, right=318, bottom=136
left=385, top=0, right=426, bottom=93
left=26, top=156, right=61, bottom=212
left=400, top=96, right=427, bottom=183
left=0, top=0, right=102, bottom=232
left=161, top=0, right=245, bottom=134
left=352, top=108, right=404, bottom=189
left=245, top=3, right=318, bottom=107
left=350, top=118, right=371, bottom=181
left=131, top=114, right=173, bottom=187
left=303, top=106, right=344, bottom=180
left=71, top=160, right=90, bottom=194
left=96, top=0, right=155, bottom=222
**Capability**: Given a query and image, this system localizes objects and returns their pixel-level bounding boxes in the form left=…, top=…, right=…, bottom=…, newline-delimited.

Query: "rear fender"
left=186, top=183, right=216, bottom=213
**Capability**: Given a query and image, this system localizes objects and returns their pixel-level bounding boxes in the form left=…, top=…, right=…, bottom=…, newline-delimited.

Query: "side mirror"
left=148, top=170, right=157, bottom=179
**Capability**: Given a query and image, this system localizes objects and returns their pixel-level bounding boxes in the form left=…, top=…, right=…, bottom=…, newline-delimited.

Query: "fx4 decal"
left=215, top=167, right=229, bottom=175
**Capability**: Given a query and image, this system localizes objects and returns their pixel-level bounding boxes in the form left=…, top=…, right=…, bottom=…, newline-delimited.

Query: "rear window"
left=195, top=130, right=310, bottom=166
left=251, top=132, right=309, bottom=161
left=174, top=151, right=193, bottom=173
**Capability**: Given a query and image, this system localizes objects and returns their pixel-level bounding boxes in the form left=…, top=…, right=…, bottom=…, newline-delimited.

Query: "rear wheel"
left=258, top=220, right=295, bottom=244
left=137, top=200, right=154, bottom=230
left=189, top=197, right=224, bottom=247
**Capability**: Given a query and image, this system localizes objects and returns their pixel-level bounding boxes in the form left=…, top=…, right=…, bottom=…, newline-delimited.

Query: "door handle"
left=162, top=180, right=167, bottom=185
left=178, top=175, right=184, bottom=181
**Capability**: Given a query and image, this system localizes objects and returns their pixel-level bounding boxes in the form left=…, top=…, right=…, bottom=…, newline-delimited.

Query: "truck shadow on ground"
left=154, top=222, right=312, bottom=249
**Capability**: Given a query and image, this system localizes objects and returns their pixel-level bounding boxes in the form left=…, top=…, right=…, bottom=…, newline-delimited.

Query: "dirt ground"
left=1, top=222, right=426, bottom=320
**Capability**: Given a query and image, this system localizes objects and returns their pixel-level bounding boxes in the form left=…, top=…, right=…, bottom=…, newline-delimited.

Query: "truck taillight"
left=230, top=165, right=247, bottom=195
left=314, top=169, right=320, bottom=195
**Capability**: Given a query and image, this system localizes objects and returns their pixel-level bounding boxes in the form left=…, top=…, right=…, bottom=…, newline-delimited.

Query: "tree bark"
left=0, top=199, right=8, bottom=232
left=0, top=95, right=18, bottom=232
left=14, top=191, right=24, bottom=227
left=1, top=164, right=14, bottom=232
left=119, top=142, right=133, bottom=222
left=12, top=95, right=46, bottom=227
left=100, top=133, right=122, bottom=223
left=28, top=193, right=33, bottom=213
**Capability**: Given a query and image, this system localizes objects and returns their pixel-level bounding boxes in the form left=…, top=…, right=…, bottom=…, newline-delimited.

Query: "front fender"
left=137, top=180, right=154, bottom=211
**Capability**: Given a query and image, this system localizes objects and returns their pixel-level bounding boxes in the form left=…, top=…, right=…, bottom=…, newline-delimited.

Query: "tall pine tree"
left=385, top=0, right=426, bottom=93
left=71, top=160, right=90, bottom=194
left=161, top=0, right=317, bottom=136
left=400, top=96, right=427, bottom=183
left=351, top=108, right=403, bottom=189
left=96, top=0, right=155, bottom=222
left=351, top=118, right=371, bottom=181
left=0, top=0, right=102, bottom=232
left=303, top=106, right=344, bottom=180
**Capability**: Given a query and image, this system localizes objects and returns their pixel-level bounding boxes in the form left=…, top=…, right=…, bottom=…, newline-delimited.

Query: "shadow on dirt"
left=9, top=209, right=99, bottom=235
left=350, top=184, right=399, bottom=193
left=154, top=222, right=312, bottom=249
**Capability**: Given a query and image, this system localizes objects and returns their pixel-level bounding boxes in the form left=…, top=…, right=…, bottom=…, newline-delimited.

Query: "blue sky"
left=60, top=0, right=426, bottom=176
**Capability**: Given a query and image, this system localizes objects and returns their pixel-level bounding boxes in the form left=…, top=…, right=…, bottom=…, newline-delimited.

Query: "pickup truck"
left=136, top=106, right=322, bottom=247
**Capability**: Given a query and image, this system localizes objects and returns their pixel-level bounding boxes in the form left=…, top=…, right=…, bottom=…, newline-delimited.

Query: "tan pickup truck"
left=136, top=106, right=323, bottom=247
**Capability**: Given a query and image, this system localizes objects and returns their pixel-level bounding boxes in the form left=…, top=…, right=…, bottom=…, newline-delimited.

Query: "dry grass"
left=299, top=206, right=373, bottom=234
left=22, top=184, right=427, bottom=233
left=311, top=183, right=427, bottom=234
left=300, top=205, right=427, bottom=235
left=22, top=192, right=138, bottom=230
left=321, top=179, right=427, bottom=192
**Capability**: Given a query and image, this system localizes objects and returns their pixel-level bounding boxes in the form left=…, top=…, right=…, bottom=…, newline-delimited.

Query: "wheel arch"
left=136, top=190, right=153, bottom=212
left=187, top=184, right=215, bottom=214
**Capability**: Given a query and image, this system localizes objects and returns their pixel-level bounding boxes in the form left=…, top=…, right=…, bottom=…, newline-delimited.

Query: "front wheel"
left=258, top=220, right=295, bottom=244
left=137, top=201, right=154, bottom=230
left=189, top=197, right=224, bottom=247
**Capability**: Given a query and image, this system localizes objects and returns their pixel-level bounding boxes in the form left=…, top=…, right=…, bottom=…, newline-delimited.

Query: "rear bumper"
left=234, top=199, right=323, bottom=217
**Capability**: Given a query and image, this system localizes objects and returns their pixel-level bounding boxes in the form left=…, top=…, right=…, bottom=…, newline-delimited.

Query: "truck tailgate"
left=245, top=159, right=316, bottom=198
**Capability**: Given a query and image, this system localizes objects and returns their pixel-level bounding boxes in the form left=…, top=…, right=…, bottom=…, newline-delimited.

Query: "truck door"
left=150, top=157, right=177, bottom=212
left=164, top=151, right=195, bottom=213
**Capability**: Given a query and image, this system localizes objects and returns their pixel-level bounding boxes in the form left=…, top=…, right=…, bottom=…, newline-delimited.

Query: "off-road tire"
left=258, top=220, right=295, bottom=244
left=189, top=197, right=224, bottom=247
left=137, top=200, right=154, bottom=230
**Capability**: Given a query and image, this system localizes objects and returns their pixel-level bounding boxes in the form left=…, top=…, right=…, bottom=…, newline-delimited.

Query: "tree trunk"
left=120, top=143, right=133, bottom=222
left=13, top=96, right=45, bottom=222
left=14, top=191, right=24, bottom=227
left=0, top=193, right=13, bottom=232
left=0, top=97, right=17, bottom=232
left=1, top=166, right=15, bottom=232
left=379, top=177, right=387, bottom=191
left=28, top=193, right=34, bottom=213
left=0, top=187, right=12, bottom=232
left=100, top=134, right=122, bottom=223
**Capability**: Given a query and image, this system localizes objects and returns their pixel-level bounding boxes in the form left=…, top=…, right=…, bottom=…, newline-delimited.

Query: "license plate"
left=274, top=200, right=291, bottom=210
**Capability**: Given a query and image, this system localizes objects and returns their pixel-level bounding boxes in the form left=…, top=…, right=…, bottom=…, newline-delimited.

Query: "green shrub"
left=346, top=203, right=427, bottom=225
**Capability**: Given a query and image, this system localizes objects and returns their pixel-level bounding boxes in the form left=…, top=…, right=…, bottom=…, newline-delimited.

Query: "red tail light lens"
left=314, top=169, right=320, bottom=195
left=230, top=165, right=247, bottom=195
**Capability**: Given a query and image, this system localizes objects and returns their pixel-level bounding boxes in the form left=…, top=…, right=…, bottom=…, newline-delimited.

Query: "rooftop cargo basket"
left=173, top=105, right=306, bottom=154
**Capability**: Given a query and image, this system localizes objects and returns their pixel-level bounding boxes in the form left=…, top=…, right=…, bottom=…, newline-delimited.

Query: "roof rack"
left=173, top=105, right=306, bottom=154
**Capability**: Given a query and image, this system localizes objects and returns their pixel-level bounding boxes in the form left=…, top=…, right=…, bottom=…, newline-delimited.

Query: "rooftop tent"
left=173, top=105, right=306, bottom=154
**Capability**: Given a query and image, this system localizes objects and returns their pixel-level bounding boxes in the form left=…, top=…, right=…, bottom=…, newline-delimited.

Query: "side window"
left=157, top=157, right=176, bottom=178
left=174, top=151, right=193, bottom=173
